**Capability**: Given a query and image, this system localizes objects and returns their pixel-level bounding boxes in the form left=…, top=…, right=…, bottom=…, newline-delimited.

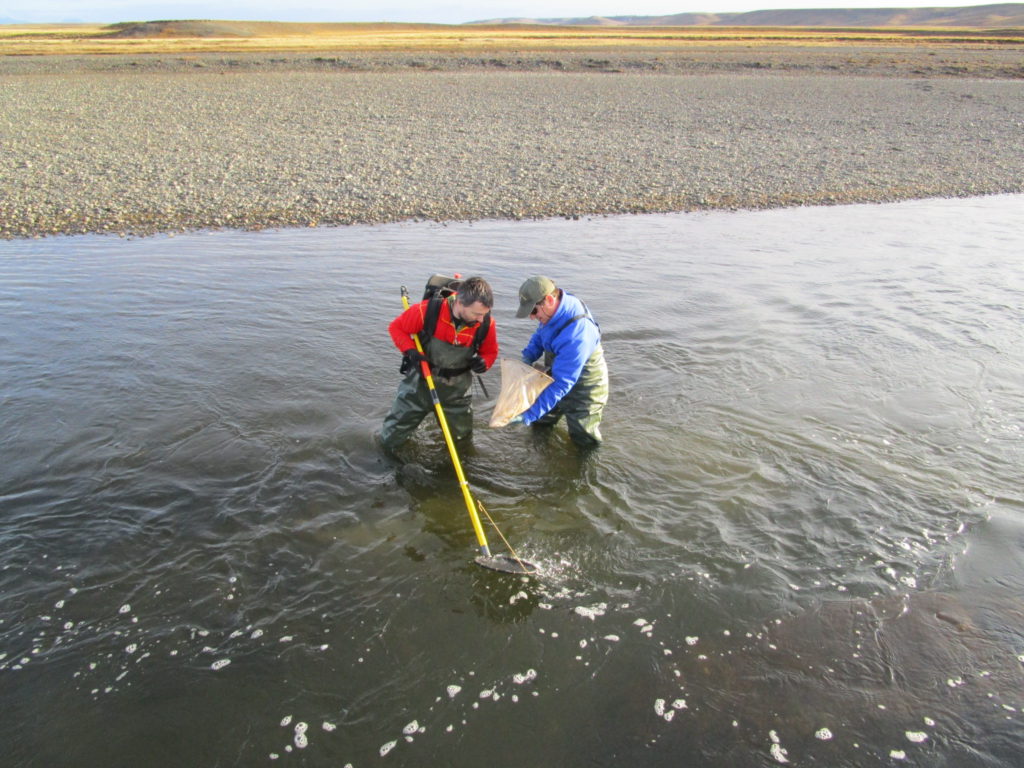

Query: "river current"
left=2, top=196, right=1022, bottom=767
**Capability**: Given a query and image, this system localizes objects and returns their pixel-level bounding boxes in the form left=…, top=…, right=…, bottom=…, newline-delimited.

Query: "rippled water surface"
left=2, top=196, right=1023, bottom=767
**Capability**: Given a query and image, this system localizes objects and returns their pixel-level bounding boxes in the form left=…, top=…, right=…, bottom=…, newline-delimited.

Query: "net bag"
left=489, top=359, right=554, bottom=428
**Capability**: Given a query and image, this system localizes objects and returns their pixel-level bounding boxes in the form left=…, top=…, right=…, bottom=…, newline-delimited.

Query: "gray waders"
left=535, top=343, right=609, bottom=448
left=381, top=334, right=475, bottom=451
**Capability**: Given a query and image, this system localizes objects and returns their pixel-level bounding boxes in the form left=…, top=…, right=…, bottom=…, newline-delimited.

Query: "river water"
left=2, top=196, right=1022, bottom=767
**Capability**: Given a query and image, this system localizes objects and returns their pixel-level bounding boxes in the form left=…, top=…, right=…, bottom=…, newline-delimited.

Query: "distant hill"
left=469, top=4, right=1024, bottom=28
left=102, top=20, right=441, bottom=37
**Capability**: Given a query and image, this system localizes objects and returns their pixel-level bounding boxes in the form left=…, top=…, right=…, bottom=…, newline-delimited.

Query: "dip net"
left=489, top=359, right=553, bottom=427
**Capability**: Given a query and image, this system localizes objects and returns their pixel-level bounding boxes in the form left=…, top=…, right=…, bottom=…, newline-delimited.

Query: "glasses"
left=530, top=300, right=543, bottom=317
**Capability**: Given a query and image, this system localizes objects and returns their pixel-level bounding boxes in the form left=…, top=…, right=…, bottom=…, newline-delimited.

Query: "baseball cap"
left=516, top=275, right=557, bottom=318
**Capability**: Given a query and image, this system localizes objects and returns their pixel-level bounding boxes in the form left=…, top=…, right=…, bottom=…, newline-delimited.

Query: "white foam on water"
left=512, top=669, right=537, bottom=685
left=446, top=685, right=462, bottom=698
left=768, top=732, right=790, bottom=763
left=380, top=740, right=397, bottom=757
left=603, top=634, right=620, bottom=642
left=815, top=728, right=833, bottom=740
left=685, top=636, right=699, bottom=646
left=924, top=717, right=936, bottom=726
left=402, top=720, right=419, bottom=735
left=654, top=699, right=666, bottom=716
left=905, top=731, right=927, bottom=743
left=322, top=722, right=336, bottom=732
left=119, top=604, right=131, bottom=614
left=890, top=750, right=907, bottom=760
left=574, top=603, right=607, bottom=620
left=280, top=715, right=293, bottom=726
left=210, top=658, right=231, bottom=670
left=672, top=699, right=687, bottom=710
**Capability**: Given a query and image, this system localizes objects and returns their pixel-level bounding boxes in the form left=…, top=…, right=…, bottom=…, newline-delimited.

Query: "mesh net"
left=489, top=358, right=554, bottom=427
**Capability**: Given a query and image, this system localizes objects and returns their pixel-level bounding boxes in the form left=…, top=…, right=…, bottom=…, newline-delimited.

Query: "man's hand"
left=400, top=348, right=428, bottom=375
left=470, top=355, right=487, bottom=374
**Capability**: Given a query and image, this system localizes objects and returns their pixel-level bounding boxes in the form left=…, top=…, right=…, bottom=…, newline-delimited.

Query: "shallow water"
left=2, top=196, right=1022, bottom=767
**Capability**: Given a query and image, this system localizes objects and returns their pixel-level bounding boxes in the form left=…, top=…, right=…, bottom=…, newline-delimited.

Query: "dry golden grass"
left=1, top=20, right=1022, bottom=56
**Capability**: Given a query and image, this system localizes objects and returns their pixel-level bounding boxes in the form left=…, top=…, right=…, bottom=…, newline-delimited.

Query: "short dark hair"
left=457, top=276, right=493, bottom=309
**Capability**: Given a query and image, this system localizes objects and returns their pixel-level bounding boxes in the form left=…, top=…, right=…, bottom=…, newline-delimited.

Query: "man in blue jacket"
left=512, top=275, right=609, bottom=447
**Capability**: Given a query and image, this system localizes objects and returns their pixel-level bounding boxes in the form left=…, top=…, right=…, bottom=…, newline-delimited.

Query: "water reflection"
left=1, top=196, right=1022, bottom=766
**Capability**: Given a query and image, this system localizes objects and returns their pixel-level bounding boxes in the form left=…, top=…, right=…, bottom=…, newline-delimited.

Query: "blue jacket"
left=520, top=292, right=601, bottom=424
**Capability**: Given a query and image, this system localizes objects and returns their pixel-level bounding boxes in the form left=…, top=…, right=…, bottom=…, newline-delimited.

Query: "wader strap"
left=551, top=304, right=599, bottom=341
left=436, top=365, right=472, bottom=378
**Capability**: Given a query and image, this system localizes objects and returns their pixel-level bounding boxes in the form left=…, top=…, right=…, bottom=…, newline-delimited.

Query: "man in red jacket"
left=381, top=276, right=499, bottom=451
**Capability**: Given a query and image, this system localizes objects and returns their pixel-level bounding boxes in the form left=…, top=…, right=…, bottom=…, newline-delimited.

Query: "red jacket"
left=389, top=298, right=499, bottom=369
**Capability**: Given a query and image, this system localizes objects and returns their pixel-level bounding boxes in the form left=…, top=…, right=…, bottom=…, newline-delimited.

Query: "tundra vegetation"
left=1, top=20, right=1022, bottom=56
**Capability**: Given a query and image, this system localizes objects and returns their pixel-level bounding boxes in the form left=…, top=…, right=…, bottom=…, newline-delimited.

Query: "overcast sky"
left=1, top=1, right=987, bottom=25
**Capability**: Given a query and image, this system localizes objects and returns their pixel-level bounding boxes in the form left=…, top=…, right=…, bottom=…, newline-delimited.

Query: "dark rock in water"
left=395, top=461, right=439, bottom=487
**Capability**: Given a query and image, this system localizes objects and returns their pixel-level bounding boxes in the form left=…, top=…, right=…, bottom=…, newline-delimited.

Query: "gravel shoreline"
left=3, top=50, right=1024, bottom=239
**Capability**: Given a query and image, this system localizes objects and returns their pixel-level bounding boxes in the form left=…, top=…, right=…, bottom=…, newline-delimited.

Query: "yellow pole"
left=402, top=289, right=491, bottom=557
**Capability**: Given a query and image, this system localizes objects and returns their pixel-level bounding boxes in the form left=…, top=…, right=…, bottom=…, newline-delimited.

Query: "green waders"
left=381, top=333, right=475, bottom=451
left=534, top=343, right=609, bottom=448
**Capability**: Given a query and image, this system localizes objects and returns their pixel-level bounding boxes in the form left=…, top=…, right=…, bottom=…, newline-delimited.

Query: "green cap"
left=516, top=275, right=556, bottom=318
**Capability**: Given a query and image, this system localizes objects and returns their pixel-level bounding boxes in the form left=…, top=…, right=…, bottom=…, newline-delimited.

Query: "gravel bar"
left=2, top=51, right=1024, bottom=239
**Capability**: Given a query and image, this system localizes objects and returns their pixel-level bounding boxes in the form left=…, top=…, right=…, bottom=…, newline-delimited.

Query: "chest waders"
left=399, top=286, right=537, bottom=575
left=540, top=310, right=609, bottom=447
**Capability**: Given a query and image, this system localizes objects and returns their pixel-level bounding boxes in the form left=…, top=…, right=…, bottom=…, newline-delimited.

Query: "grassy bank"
left=2, top=20, right=1023, bottom=56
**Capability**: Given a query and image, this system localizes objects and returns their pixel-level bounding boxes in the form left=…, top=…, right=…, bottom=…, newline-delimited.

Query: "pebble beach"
left=2, top=49, right=1023, bottom=238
